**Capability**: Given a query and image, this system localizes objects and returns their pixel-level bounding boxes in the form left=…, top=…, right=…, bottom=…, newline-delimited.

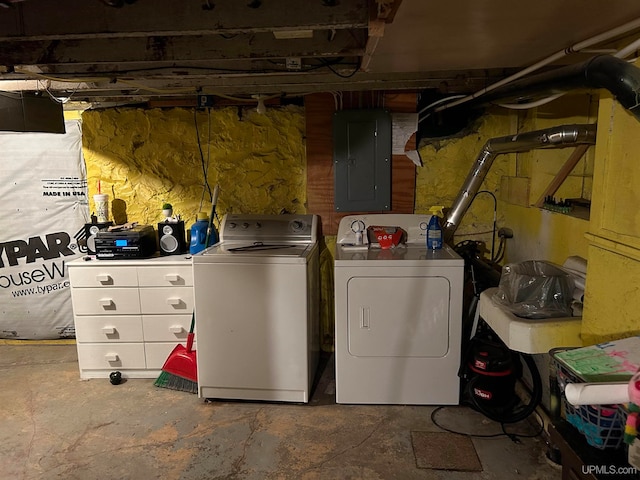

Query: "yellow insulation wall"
left=80, top=105, right=343, bottom=348
left=417, top=97, right=594, bottom=267
left=82, top=106, right=306, bottom=227
left=416, top=92, right=637, bottom=346
left=416, top=110, right=514, bottom=254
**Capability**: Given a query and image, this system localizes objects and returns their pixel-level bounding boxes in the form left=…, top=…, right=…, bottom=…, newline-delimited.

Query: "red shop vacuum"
left=460, top=333, right=541, bottom=424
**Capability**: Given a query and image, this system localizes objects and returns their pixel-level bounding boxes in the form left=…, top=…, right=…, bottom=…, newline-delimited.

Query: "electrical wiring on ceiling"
left=318, top=57, right=361, bottom=78
left=12, top=68, right=197, bottom=96
left=496, top=92, right=566, bottom=111
left=37, top=79, right=85, bottom=104
left=418, top=16, right=640, bottom=120
left=13, top=68, right=106, bottom=84
left=14, top=55, right=360, bottom=78
left=331, top=91, right=344, bottom=111
left=10, top=55, right=361, bottom=103
left=494, top=38, right=640, bottom=112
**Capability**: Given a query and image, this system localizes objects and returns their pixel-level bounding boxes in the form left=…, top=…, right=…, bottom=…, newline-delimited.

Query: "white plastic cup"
left=94, top=194, right=109, bottom=223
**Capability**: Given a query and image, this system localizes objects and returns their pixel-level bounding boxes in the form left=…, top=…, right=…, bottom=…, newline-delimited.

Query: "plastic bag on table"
left=492, top=260, right=575, bottom=319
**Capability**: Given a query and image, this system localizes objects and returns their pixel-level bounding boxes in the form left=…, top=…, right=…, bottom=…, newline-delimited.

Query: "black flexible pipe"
left=436, top=54, right=640, bottom=120
left=584, top=55, right=640, bottom=117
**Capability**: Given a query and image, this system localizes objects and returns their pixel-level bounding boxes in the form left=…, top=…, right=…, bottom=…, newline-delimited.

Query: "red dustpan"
left=154, top=312, right=197, bottom=393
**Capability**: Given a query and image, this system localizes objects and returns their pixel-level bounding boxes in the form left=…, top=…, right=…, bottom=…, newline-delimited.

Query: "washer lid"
left=194, top=241, right=315, bottom=263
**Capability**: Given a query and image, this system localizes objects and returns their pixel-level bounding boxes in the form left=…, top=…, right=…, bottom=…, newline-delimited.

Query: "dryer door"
left=347, top=276, right=450, bottom=357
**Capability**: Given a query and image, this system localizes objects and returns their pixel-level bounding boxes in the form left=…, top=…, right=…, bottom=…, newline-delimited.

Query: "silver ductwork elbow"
left=442, top=123, right=597, bottom=243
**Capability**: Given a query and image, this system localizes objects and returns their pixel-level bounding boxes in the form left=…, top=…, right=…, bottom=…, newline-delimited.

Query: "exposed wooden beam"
left=0, top=0, right=369, bottom=38
left=533, top=144, right=591, bottom=208
left=0, top=67, right=515, bottom=98
left=375, top=0, right=404, bottom=23
left=0, top=30, right=366, bottom=66
left=361, top=18, right=385, bottom=71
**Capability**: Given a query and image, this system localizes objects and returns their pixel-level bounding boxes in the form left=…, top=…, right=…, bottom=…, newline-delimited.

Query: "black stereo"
left=95, top=224, right=157, bottom=259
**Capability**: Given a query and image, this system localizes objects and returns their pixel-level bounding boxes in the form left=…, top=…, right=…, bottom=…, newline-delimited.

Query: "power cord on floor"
left=430, top=405, right=545, bottom=444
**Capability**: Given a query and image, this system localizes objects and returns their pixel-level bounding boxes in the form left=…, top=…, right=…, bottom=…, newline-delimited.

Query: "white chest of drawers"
left=68, top=255, right=194, bottom=379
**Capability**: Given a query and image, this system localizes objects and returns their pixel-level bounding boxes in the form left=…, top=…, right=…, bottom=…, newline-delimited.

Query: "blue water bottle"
left=189, top=212, right=216, bottom=254
left=427, top=206, right=443, bottom=250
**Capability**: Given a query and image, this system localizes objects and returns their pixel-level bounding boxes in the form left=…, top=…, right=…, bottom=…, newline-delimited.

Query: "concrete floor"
left=1, top=344, right=561, bottom=480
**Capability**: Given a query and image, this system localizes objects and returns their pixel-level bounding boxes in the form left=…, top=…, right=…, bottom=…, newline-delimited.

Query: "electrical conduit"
left=423, top=17, right=640, bottom=118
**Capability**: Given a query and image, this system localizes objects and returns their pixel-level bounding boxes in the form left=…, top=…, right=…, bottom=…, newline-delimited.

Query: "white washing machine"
left=193, top=213, right=320, bottom=403
left=334, top=214, right=464, bottom=404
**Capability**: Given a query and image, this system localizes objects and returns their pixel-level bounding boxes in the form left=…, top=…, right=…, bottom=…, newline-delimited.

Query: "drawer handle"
left=166, top=298, right=182, bottom=306
left=96, top=274, right=112, bottom=283
left=102, top=326, right=116, bottom=335
left=105, top=353, right=119, bottom=362
left=169, top=326, right=184, bottom=334
left=99, top=298, right=114, bottom=308
left=164, top=273, right=180, bottom=282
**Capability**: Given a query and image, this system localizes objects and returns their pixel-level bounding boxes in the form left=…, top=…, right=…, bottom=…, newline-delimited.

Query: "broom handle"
left=186, top=312, right=195, bottom=353
left=205, top=184, right=219, bottom=248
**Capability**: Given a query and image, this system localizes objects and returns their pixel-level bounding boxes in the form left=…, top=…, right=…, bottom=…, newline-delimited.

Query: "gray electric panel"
left=333, top=109, right=391, bottom=212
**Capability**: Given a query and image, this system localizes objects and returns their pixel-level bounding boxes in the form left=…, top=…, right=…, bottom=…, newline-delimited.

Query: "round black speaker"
left=158, top=221, right=186, bottom=255
left=84, top=221, right=113, bottom=254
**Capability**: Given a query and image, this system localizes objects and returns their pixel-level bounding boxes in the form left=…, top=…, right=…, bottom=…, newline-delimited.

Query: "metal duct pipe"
left=443, top=123, right=597, bottom=243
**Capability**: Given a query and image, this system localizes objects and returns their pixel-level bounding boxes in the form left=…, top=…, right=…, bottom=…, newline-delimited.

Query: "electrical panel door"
left=333, top=109, right=391, bottom=212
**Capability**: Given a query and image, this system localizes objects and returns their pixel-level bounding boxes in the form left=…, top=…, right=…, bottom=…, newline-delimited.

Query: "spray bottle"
left=427, top=206, right=444, bottom=250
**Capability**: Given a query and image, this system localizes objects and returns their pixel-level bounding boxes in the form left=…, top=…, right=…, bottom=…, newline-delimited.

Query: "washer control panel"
left=220, top=214, right=317, bottom=243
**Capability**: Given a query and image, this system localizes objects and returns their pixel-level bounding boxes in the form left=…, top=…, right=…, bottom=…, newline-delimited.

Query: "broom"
left=204, top=184, right=219, bottom=249
left=154, top=311, right=198, bottom=394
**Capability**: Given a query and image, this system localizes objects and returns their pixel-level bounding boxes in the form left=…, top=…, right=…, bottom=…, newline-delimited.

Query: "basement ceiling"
left=1, top=0, right=640, bottom=107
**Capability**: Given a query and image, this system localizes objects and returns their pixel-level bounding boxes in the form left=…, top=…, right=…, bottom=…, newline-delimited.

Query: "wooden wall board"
left=305, top=91, right=417, bottom=235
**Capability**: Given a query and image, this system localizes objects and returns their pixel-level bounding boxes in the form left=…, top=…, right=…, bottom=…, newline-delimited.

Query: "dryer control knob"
left=350, top=220, right=366, bottom=233
left=242, top=222, right=250, bottom=229
left=228, top=222, right=237, bottom=229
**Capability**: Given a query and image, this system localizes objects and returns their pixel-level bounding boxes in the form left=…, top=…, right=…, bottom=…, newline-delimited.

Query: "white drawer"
left=142, top=314, right=192, bottom=342
left=71, top=288, right=141, bottom=315
left=144, top=341, right=196, bottom=370
left=75, top=315, right=143, bottom=343
left=77, top=343, right=146, bottom=369
left=137, top=266, right=193, bottom=287
left=139, top=287, right=194, bottom=315
left=69, top=266, right=138, bottom=287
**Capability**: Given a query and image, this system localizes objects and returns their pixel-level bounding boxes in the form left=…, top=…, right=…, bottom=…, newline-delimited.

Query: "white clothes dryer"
left=334, top=214, right=464, bottom=404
